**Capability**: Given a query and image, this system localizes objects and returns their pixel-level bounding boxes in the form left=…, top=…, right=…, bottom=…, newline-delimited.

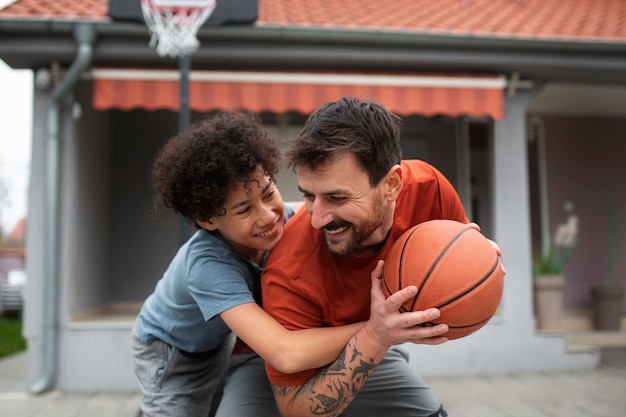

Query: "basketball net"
left=141, top=0, right=218, bottom=58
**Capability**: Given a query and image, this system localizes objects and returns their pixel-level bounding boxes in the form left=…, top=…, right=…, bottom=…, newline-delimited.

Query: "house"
left=0, top=218, right=26, bottom=314
left=0, top=217, right=25, bottom=249
left=0, top=0, right=625, bottom=392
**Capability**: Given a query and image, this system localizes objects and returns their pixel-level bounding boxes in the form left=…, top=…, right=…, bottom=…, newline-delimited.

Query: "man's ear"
left=384, top=164, right=403, bottom=201
left=196, top=218, right=218, bottom=231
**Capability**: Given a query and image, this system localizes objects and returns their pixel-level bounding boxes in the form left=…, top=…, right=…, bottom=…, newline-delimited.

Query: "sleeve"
left=188, top=253, right=256, bottom=322
left=261, top=266, right=323, bottom=386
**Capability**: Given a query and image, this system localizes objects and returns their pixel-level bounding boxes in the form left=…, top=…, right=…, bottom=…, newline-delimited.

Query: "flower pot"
left=591, top=286, right=624, bottom=331
left=533, top=274, right=565, bottom=331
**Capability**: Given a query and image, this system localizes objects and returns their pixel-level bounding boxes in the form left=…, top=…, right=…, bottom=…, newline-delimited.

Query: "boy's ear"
left=196, top=218, right=218, bottom=231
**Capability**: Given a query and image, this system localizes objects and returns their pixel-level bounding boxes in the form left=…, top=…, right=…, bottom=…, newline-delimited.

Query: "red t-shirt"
left=261, top=159, right=469, bottom=386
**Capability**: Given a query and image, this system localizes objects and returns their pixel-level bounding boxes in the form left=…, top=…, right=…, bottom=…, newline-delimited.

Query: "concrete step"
left=558, top=309, right=626, bottom=350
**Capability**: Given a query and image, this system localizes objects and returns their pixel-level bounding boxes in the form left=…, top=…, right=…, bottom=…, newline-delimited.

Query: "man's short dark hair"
left=285, top=96, right=402, bottom=186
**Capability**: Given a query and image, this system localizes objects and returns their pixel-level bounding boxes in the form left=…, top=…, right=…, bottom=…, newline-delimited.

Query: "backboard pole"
left=178, top=54, right=191, bottom=132
left=178, top=53, right=192, bottom=243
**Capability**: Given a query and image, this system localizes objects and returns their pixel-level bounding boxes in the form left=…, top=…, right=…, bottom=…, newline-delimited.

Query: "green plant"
left=0, top=316, right=26, bottom=358
left=533, top=211, right=578, bottom=275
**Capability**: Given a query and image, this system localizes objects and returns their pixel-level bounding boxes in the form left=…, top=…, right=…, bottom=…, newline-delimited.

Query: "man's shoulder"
left=265, top=211, right=322, bottom=278
left=398, top=159, right=467, bottom=223
left=401, top=159, right=438, bottom=178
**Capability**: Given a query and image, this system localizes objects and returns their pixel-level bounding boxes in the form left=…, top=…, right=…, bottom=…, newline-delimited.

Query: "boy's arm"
left=270, top=261, right=448, bottom=417
left=221, top=303, right=363, bottom=374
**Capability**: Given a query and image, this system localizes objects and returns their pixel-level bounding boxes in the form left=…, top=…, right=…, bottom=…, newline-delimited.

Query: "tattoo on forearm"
left=310, top=379, right=346, bottom=415
left=272, top=335, right=381, bottom=417
left=351, top=358, right=377, bottom=385
left=349, top=343, right=362, bottom=362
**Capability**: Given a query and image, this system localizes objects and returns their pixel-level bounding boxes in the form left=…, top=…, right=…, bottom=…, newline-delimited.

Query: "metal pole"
left=178, top=54, right=191, bottom=244
left=178, top=54, right=191, bottom=131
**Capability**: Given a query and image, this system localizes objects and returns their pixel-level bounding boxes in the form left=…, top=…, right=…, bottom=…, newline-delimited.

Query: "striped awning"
left=91, top=69, right=506, bottom=119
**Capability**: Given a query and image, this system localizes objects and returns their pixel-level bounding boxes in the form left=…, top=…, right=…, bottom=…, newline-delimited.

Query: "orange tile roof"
left=0, top=0, right=107, bottom=20
left=1, top=0, right=626, bottom=42
left=260, top=0, right=626, bottom=42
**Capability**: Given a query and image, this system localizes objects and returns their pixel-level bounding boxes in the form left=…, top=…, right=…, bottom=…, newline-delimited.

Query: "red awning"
left=91, top=69, right=505, bottom=119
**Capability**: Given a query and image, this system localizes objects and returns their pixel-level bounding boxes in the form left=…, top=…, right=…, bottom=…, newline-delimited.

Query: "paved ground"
left=1, top=348, right=625, bottom=417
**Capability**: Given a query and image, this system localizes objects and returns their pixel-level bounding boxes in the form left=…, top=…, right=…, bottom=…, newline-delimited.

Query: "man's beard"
left=322, top=195, right=386, bottom=257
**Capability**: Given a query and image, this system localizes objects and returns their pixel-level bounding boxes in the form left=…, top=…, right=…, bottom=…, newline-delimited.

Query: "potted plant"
left=533, top=204, right=578, bottom=331
left=590, top=200, right=624, bottom=331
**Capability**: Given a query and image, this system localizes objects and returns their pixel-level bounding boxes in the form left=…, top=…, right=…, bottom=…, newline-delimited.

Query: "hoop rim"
left=140, top=0, right=217, bottom=57
left=141, top=0, right=215, bottom=10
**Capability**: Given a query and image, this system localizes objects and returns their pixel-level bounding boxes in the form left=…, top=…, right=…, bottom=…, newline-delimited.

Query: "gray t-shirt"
left=135, top=204, right=295, bottom=353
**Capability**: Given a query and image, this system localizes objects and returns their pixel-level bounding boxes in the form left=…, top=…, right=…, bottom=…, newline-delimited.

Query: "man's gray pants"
left=215, top=346, right=446, bottom=417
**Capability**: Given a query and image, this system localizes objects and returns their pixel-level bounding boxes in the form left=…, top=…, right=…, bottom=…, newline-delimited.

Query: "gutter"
left=2, top=19, right=625, bottom=53
left=3, top=20, right=626, bottom=76
left=29, top=22, right=95, bottom=395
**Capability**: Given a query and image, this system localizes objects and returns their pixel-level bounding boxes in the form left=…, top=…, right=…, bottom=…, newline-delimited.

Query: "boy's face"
left=200, top=167, right=286, bottom=263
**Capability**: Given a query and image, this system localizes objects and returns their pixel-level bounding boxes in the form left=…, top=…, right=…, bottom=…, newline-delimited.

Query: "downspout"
left=30, top=23, right=95, bottom=394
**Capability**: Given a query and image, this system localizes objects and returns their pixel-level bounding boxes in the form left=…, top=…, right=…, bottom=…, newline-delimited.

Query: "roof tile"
left=0, top=0, right=107, bottom=20
left=1, top=0, right=626, bottom=42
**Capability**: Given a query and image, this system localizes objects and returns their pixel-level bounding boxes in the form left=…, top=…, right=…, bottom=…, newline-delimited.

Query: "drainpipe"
left=30, top=23, right=95, bottom=394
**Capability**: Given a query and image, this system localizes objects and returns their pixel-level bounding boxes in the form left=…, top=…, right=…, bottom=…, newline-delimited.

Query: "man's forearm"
left=272, top=331, right=388, bottom=417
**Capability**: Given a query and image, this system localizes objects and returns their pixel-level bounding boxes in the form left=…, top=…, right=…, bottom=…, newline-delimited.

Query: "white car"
left=1, top=269, right=26, bottom=315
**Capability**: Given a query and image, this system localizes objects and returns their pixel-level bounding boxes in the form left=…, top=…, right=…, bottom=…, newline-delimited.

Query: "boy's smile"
left=198, top=166, right=285, bottom=264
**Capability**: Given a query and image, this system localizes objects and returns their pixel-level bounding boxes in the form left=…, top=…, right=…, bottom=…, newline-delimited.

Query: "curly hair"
left=285, top=96, right=402, bottom=187
left=151, top=111, right=281, bottom=226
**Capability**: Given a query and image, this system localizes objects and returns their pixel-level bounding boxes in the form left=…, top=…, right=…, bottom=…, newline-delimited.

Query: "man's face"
left=297, top=153, right=391, bottom=257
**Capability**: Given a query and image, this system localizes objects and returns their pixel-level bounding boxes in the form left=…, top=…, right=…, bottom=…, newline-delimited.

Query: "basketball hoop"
left=141, top=0, right=217, bottom=58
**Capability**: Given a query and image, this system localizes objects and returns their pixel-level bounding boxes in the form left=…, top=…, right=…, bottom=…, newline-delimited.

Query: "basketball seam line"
left=406, top=225, right=473, bottom=311
left=397, top=225, right=422, bottom=291
left=436, top=256, right=501, bottom=310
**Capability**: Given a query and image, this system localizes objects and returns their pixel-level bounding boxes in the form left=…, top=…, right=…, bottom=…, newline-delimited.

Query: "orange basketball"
left=382, top=220, right=504, bottom=340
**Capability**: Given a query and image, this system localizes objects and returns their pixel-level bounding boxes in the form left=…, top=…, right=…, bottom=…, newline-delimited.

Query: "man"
left=262, top=97, right=487, bottom=416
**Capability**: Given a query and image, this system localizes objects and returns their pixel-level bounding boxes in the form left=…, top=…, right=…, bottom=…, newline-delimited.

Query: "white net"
left=141, top=0, right=218, bottom=58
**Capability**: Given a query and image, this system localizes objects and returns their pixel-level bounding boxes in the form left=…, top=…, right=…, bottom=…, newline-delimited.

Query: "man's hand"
left=364, top=260, right=449, bottom=348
